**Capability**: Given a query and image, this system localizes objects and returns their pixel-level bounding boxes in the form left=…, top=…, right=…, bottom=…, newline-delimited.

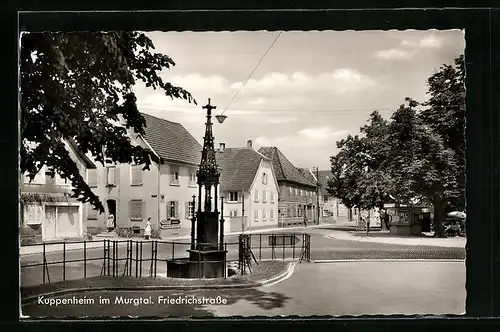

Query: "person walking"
left=303, top=214, right=308, bottom=227
left=144, top=217, right=152, bottom=240
left=107, top=213, right=115, bottom=232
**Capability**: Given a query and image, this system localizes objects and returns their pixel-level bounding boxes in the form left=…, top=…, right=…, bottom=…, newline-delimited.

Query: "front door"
left=43, top=206, right=57, bottom=241
left=106, top=199, right=117, bottom=229
left=56, top=206, right=80, bottom=239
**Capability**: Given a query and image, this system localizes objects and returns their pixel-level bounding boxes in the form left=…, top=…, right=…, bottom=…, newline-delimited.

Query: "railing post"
left=135, top=241, right=139, bottom=278
left=42, top=243, right=46, bottom=284
left=63, top=242, right=66, bottom=281
left=172, top=242, right=175, bottom=261
left=107, top=240, right=110, bottom=277
left=224, top=243, right=227, bottom=279
left=198, top=251, right=201, bottom=279
left=259, top=234, right=262, bottom=261
left=154, top=241, right=158, bottom=278
left=150, top=241, right=154, bottom=277
left=292, top=235, right=295, bottom=260
left=140, top=241, right=143, bottom=278
left=84, top=240, right=87, bottom=279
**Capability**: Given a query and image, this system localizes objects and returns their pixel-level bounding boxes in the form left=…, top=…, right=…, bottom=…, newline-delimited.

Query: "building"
left=86, top=113, right=202, bottom=239
left=216, top=141, right=280, bottom=232
left=297, top=167, right=324, bottom=223
left=317, top=170, right=350, bottom=221
left=258, top=146, right=318, bottom=226
left=20, top=139, right=97, bottom=244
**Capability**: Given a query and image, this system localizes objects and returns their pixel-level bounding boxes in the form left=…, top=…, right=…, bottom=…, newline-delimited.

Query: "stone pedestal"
left=196, top=211, right=219, bottom=251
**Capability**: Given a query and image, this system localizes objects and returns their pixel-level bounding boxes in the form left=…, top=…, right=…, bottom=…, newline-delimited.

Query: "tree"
left=328, top=111, right=392, bottom=212
left=20, top=32, right=196, bottom=213
left=384, top=98, right=462, bottom=237
left=419, top=55, right=466, bottom=212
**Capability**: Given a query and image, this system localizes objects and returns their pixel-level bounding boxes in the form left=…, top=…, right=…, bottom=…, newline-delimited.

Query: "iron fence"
left=20, top=233, right=310, bottom=286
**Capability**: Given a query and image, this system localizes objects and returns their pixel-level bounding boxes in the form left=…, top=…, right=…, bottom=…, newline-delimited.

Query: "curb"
left=324, top=235, right=465, bottom=249
left=312, top=259, right=465, bottom=263
left=21, top=262, right=294, bottom=305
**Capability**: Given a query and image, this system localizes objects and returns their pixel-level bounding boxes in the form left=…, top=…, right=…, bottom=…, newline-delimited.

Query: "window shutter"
left=174, top=201, right=179, bottom=218
left=166, top=201, right=172, bottom=219
left=237, top=192, right=242, bottom=203
left=88, top=169, right=97, bottom=187
left=107, top=167, right=116, bottom=186
left=131, top=166, right=143, bottom=186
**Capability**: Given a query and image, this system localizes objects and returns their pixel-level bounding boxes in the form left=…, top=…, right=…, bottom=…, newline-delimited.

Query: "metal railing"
left=20, top=233, right=311, bottom=286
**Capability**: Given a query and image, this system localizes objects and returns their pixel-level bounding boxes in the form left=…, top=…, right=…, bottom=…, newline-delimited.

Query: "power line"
left=220, top=31, right=283, bottom=115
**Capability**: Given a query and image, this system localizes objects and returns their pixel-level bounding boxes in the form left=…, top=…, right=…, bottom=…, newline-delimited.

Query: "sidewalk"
left=19, top=224, right=328, bottom=256
left=325, top=230, right=466, bottom=248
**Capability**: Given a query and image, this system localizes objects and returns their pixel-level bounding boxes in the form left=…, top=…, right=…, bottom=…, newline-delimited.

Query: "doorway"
left=106, top=199, right=117, bottom=229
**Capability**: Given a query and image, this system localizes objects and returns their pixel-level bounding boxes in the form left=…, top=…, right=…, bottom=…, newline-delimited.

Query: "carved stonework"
left=197, top=98, right=220, bottom=188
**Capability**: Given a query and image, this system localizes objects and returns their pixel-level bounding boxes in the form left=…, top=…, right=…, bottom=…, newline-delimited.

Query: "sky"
left=132, top=30, right=465, bottom=170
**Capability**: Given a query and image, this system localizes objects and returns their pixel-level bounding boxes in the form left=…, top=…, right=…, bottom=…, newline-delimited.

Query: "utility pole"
left=241, top=190, right=245, bottom=233
left=316, top=167, right=320, bottom=225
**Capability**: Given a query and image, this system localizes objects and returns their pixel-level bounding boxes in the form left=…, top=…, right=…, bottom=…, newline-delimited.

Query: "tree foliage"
left=327, top=55, right=465, bottom=237
left=20, top=32, right=196, bottom=213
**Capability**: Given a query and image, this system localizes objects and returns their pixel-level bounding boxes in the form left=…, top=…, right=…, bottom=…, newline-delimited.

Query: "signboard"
left=160, top=219, right=181, bottom=230
left=268, top=234, right=301, bottom=247
left=23, top=204, right=43, bottom=225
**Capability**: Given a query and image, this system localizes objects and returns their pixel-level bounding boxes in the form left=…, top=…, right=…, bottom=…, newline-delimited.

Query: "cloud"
left=231, top=69, right=379, bottom=97
left=401, top=34, right=444, bottom=49
left=298, top=127, right=348, bottom=140
left=373, top=48, right=413, bottom=60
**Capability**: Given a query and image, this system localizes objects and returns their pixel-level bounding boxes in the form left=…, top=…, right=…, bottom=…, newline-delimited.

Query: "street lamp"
left=215, top=114, right=227, bottom=124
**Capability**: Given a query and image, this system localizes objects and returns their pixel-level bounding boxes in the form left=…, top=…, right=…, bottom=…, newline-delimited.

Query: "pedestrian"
left=144, top=217, right=152, bottom=240
left=365, top=213, right=371, bottom=235
left=107, top=213, right=115, bottom=232
left=303, top=214, right=308, bottom=227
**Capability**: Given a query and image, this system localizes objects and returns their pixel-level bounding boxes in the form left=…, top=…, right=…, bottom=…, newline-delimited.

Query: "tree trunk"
left=432, top=196, right=446, bottom=237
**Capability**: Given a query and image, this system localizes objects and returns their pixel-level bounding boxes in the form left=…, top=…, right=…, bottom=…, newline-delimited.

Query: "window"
left=286, top=205, right=291, bottom=217
left=262, top=190, right=267, bottom=203
left=106, top=167, right=116, bottom=186
left=262, top=172, right=268, bottom=185
left=189, top=171, right=197, bottom=186
left=254, top=210, right=259, bottom=221
left=270, top=209, right=275, bottom=220
left=229, top=191, right=239, bottom=202
left=254, top=189, right=259, bottom=202
left=288, top=187, right=292, bottom=195
left=262, top=209, right=267, bottom=221
left=229, top=210, right=238, bottom=217
left=299, top=189, right=303, bottom=196
left=130, top=200, right=143, bottom=220
left=170, top=167, right=180, bottom=186
left=270, top=192, right=275, bottom=203
left=87, top=204, right=98, bottom=220
left=167, top=201, right=179, bottom=219
left=88, top=169, right=98, bottom=187
left=295, top=188, right=298, bottom=196
left=185, top=201, right=195, bottom=219
left=298, top=205, right=303, bottom=217
left=293, top=205, right=297, bottom=218
left=131, top=165, right=143, bottom=186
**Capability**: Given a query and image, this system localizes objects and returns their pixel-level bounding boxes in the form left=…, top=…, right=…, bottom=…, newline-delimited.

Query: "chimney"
left=247, top=140, right=253, bottom=149
left=219, top=143, right=226, bottom=152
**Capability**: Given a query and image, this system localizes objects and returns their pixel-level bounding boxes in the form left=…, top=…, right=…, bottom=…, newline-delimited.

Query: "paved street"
left=20, top=227, right=465, bottom=287
left=21, top=261, right=465, bottom=317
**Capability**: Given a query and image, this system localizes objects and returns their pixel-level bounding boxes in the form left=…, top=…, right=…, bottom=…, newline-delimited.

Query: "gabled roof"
left=216, top=148, right=269, bottom=192
left=298, top=168, right=318, bottom=184
left=66, top=138, right=96, bottom=169
left=317, top=170, right=334, bottom=196
left=258, top=147, right=316, bottom=188
left=141, top=113, right=202, bottom=166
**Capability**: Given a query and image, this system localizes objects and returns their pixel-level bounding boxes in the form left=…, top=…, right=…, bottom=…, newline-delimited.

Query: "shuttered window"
left=270, top=209, right=275, bottom=220
left=88, top=169, right=98, bottom=187
left=270, top=192, right=275, bottom=203
left=262, top=209, right=267, bottom=221
left=107, top=167, right=116, bottom=186
left=262, top=190, right=267, bottom=203
left=130, top=200, right=143, bottom=220
left=254, top=210, right=259, bottom=221
left=167, top=201, right=179, bottom=219
left=254, top=190, right=259, bottom=202
left=87, top=204, right=98, bottom=220
left=131, top=165, right=143, bottom=186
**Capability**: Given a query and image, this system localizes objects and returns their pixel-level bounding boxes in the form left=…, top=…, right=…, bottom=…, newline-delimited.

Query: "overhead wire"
left=220, top=31, right=283, bottom=116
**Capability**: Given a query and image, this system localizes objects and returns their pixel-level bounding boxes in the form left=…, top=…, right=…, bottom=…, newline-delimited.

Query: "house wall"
left=248, top=160, right=279, bottom=229
left=158, top=162, right=199, bottom=238
left=20, top=141, right=89, bottom=243
left=277, top=181, right=318, bottom=226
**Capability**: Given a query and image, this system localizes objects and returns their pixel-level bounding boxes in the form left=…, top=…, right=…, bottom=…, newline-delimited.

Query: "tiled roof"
left=258, top=147, right=316, bottom=188
left=216, top=148, right=267, bottom=192
left=317, top=170, right=334, bottom=196
left=141, top=113, right=202, bottom=166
